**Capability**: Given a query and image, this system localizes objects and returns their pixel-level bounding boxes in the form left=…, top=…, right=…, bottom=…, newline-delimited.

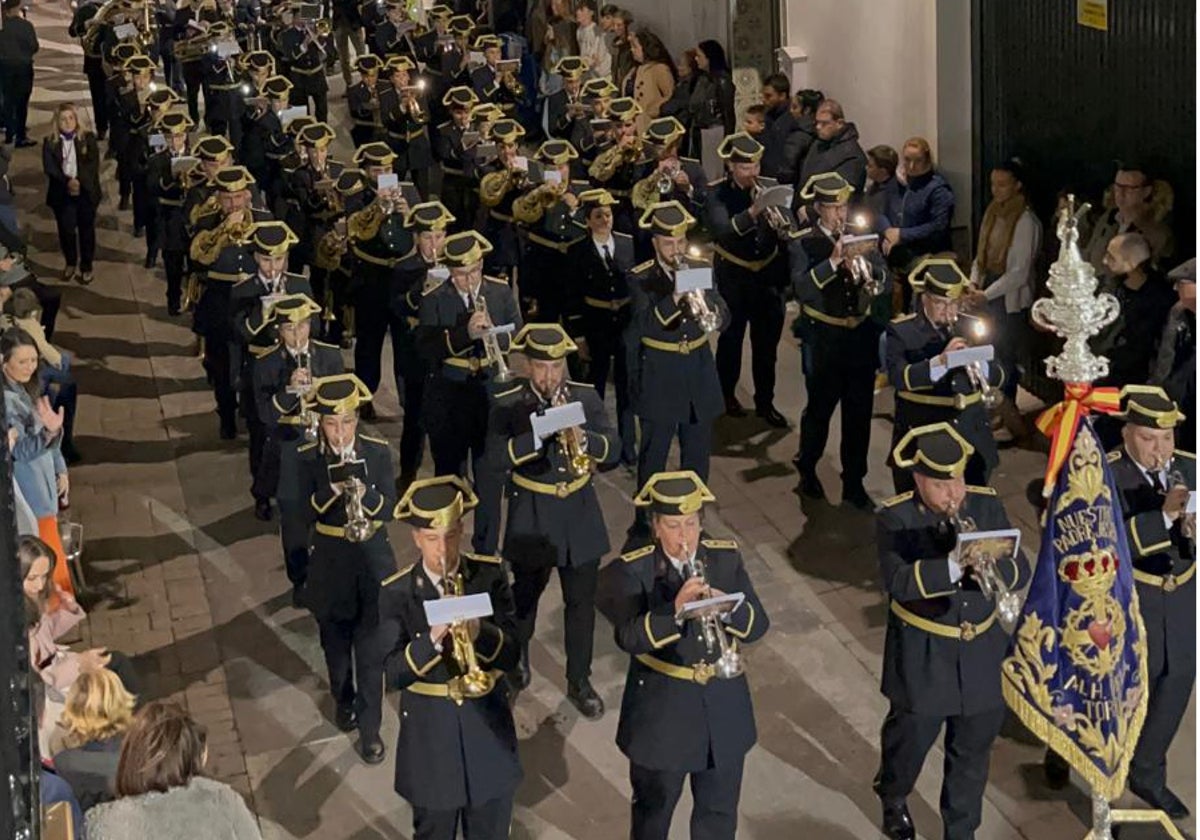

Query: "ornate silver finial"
left=1030, top=194, right=1120, bottom=384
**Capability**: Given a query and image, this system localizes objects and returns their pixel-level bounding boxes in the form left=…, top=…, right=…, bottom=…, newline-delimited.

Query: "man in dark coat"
left=488, top=324, right=619, bottom=718
left=378, top=475, right=522, bottom=840
left=873, top=422, right=1029, bottom=840
left=796, top=98, right=867, bottom=206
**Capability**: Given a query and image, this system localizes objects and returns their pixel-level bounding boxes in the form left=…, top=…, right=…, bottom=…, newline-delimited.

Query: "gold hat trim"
left=892, top=422, right=975, bottom=477
left=633, top=470, right=716, bottom=514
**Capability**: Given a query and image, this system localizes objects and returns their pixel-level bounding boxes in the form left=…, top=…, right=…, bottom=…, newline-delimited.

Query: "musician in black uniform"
left=279, top=11, right=335, bottom=123
left=1108, top=386, right=1196, bottom=819
left=610, top=471, right=768, bottom=840
left=586, top=97, right=644, bottom=238
left=251, top=293, right=344, bottom=604
left=70, top=0, right=111, bottom=139
left=374, top=0, right=414, bottom=57
left=791, top=172, right=892, bottom=508
left=282, top=121, right=343, bottom=310
left=476, top=119, right=527, bottom=285
left=705, top=132, right=789, bottom=426
left=488, top=324, right=619, bottom=717
left=576, top=76, right=617, bottom=165
left=390, top=201, right=455, bottom=486
left=346, top=54, right=384, bottom=148
left=331, top=0, right=367, bottom=89
left=147, top=110, right=196, bottom=315
left=110, top=53, right=157, bottom=225
left=873, top=422, right=1029, bottom=840
left=630, top=116, right=708, bottom=234
left=564, top=188, right=638, bottom=465
left=378, top=55, right=433, bottom=197
left=433, top=85, right=479, bottom=230
left=417, top=230, right=523, bottom=555
left=469, top=34, right=522, bottom=114
left=238, top=75, right=291, bottom=186
left=545, top=56, right=588, bottom=143
left=200, top=40, right=244, bottom=141
left=626, top=201, right=728, bottom=534
left=379, top=475, right=521, bottom=840
left=298, top=374, right=396, bottom=764
left=884, top=259, right=1004, bottom=493
left=173, top=0, right=225, bottom=123
left=512, top=139, right=587, bottom=323
left=189, top=164, right=270, bottom=439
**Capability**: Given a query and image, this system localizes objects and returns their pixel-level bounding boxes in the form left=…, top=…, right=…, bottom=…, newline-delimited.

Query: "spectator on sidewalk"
left=7, top=288, right=80, bottom=462
left=1083, top=161, right=1176, bottom=277
left=43, top=103, right=101, bottom=285
left=880, top=136, right=954, bottom=270
left=52, top=669, right=137, bottom=810
left=1151, top=259, right=1195, bottom=451
left=758, top=73, right=803, bottom=185
left=0, top=145, right=17, bottom=234
left=623, top=27, right=675, bottom=133
left=796, top=98, right=867, bottom=196
left=575, top=0, right=610, bottom=79
left=0, top=0, right=38, bottom=148
left=685, top=39, right=735, bottom=158
left=863, top=144, right=900, bottom=223
left=85, top=701, right=263, bottom=840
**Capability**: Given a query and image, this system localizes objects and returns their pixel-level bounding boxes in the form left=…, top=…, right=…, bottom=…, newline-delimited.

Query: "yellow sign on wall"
left=1078, top=0, right=1109, bottom=31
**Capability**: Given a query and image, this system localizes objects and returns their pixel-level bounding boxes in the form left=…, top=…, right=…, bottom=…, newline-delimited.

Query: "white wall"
left=778, top=0, right=972, bottom=227
left=616, top=0, right=727, bottom=61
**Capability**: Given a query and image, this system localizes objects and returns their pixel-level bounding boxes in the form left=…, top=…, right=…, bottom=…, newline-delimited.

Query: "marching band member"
left=379, top=475, right=521, bottom=840
left=298, top=374, right=396, bottom=764
left=251, top=293, right=343, bottom=604
left=182, top=133, right=235, bottom=227
left=576, top=76, right=618, bottom=165
left=874, top=422, right=1028, bottom=840
left=417, top=230, right=523, bottom=554
left=70, top=0, right=112, bottom=139
left=476, top=118, right=527, bottom=287
left=626, top=201, right=728, bottom=535
left=433, top=85, right=479, bottom=230
left=586, top=97, right=644, bottom=237
left=200, top=33, right=245, bottom=141
left=1107, top=386, right=1195, bottom=818
left=469, top=34, right=523, bottom=115
left=282, top=122, right=343, bottom=308
left=791, top=172, right=891, bottom=508
left=238, top=75, right=292, bottom=190
left=374, top=0, right=414, bottom=57
left=147, top=109, right=197, bottom=314
left=488, top=324, right=619, bottom=717
left=545, top=56, right=589, bottom=144
left=279, top=10, right=336, bottom=122
left=378, top=55, right=433, bottom=197
left=110, top=53, right=157, bottom=226
left=884, top=258, right=1004, bottom=493
left=611, top=470, right=768, bottom=840
left=631, top=116, right=707, bottom=223
left=346, top=54, right=385, bottom=148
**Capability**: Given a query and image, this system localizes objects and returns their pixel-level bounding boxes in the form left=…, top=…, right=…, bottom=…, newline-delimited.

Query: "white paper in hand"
left=677, top=592, right=744, bottom=622
left=542, top=169, right=562, bottom=185
left=675, top=267, right=713, bottom=294
left=944, top=344, right=995, bottom=370
left=170, top=155, right=200, bottom=175
left=1187, top=491, right=1197, bottom=515
left=279, top=105, right=309, bottom=126
left=376, top=172, right=400, bottom=191
left=485, top=323, right=515, bottom=337
left=511, top=156, right=529, bottom=172
left=149, top=133, right=167, bottom=151
left=753, top=184, right=793, bottom=210
left=424, top=592, right=494, bottom=626
left=113, top=22, right=138, bottom=40
left=530, top=401, right=586, bottom=448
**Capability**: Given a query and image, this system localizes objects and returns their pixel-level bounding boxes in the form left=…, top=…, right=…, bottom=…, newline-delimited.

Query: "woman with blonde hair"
left=42, top=102, right=101, bottom=284
left=86, top=701, right=262, bottom=840
left=52, top=669, right=137, bottom=809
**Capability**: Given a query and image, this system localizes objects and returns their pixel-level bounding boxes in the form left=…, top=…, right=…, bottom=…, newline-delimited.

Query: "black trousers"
left=637, top=413, right=714, bottom=497
left=630, top=758, right=744, bottom=840
left=513, top=559, right=599, bottom=684
left=427, top=378, right=501, bottom=553
left=797, top=338, right=877, bottom=486
left=182, top=60, right=204, bottom=123
left=84, top=58, right=109, bottom=136
left=239, top=377, right=267, bottom=500
left=289, top=80, right=329, bottom=123
left=163, top=250, right=186, bottom=312
left=714, top=278, right=784, bottom=409
left=53, top=199, right=98, bottom=272
left=317, top=616, right=384, bottom=742
left=394, top=334, right=427, bottom=477
left=202, top=336, right=238, bottom=424
left=0, top=63, right=33, bottom=142
left=353, top=300, right=405, bottom=394
left=278, top=499, right=309, bottom=587
left=586, top=322, right=635, bottom=463
left=874, top=704, right=1005, bottom=840
left=412, top=796, right=513, bottom=840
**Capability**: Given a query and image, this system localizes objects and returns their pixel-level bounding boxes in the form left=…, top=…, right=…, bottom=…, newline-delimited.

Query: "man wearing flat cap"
left=626, top=201, right=728, bottom=536
left=417, top=229, right=523, bottom=554
left=252, top=293, right=344, bottom=602
left=791, top=170, right=891, bottom=508
left=884, top=258, right=1004, bottom=493
left=147, top=109, right=196, bottom=314
left=487, top=323, right=619, bottom=717
left=297, top=373, right=396, bottom=764
left=706, top=131, right=790, bottom=427
left=873, top=422, right=1028, bottom=840
left=609, top=470, right=768, bottom=839
left=378, top=475, right=521, bottom=839
left=1106, top=385, right=1195, bottom=818
left=189, top=165, right=273, bottom=440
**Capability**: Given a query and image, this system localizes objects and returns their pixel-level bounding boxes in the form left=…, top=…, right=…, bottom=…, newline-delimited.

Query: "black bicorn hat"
left=1118, top=385, right=1186, bottom=429
left=509, top=323, right=578, bottom=360
left=892, top=422, right=976, bottom=478
left=633, top=470, right=717, bottom=515
left=394, top=475, right=479, bottom=528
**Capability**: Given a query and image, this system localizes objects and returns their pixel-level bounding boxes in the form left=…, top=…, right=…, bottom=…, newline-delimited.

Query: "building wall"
left=615, top=0, right=727, bottom=60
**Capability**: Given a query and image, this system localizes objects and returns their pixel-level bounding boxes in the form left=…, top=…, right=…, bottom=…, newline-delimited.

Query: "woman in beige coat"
left=622, top=28, right=676, bottom=133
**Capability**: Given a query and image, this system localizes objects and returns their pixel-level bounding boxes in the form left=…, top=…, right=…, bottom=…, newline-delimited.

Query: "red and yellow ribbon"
left=1035, top=382, right=1121, bottom=496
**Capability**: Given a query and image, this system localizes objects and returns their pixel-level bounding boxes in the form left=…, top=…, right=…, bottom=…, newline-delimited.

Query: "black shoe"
left=119, top=195, right=130, bottom=211
left=144, top=254, right=156, bottom=268
left=1043, top=748, right=1070, bottom=790
left=168, top=303, right=181, bottom=316
left=842, top=483, right=875, bottom=511
left=219, top=416, right=237, bottom=440
left=880, top=797, right=915, bottom=840
left=359, top=737, right=385, bottom=764
left=96, top=130, right=106, bottom=141
left=78, top=271, right=94, bottom=286
left=724, top=396, right=746, bottom=417
left=566, top=679, right=605, bottom=720
left=1129, top=779, right=1190, bottom=819
left=291, top=584, right=307, bottom=609
left=799, top=470, right=826, bottom=501
left=515, top=643, right=531, bottom=690
left=254, top=498, right=273, bottom=521
left=334, top=704, right=357, bottom=732
left=756, top=405, right=788, bottom=428
left=359, top=402, right=376, bottom=421
left=133, top=226, right=144, bottom=238
left=14, top=138, right=34, bottom=148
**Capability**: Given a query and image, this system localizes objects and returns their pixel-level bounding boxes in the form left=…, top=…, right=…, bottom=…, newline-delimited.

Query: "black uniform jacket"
left=299, top=435, right=396, bottom=622
left=417, top=276, right=523, bottom=384
left=876, top=487, right=1030, bottom=717
left=1109, top=447, right=1196, bottom=672
left=626, top=259, right=728, bottom=424
left=378, top=553, right=522, bottom=809
left=885, top=310, right=1005, bottom=470
left=611, top=538, right=768, bottom=772
left=488, top=379, right=619, bottom=570
left=563, top=231, right=635, bottom=338
left=704, top=176, right=786, bottom=287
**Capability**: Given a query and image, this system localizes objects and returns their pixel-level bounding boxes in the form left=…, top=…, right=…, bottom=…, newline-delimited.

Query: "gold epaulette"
left=493, top=383, right=523, bottom=399
left=567, top=379, right=594, bottom=389
left=622, top=544, right=655, bottom=563
left=966, top=486, right=997, bottom=496
left=890, top=312, right=917, bottom=323
left=312, top=339, right=339, bottom=350
left=632, top=258, right=655, bottom=273
left=787, top=227, right=811, bottom=240
left=1176, top=450, right=1196, bottom=460
left=880, top=490, right=913, bottom=508
left=613, top=231, right=633, bottom=241
left=1107, top=450, right=1123, bottom=463
left=701, top=538, right=737, bottom=551
left=421, top=280, right=445, bottom=296
left=484, top=275, right=508, bottom=285
left=250, top=343, right=278, bottom=359
left=464, top=551, right=502, bottom=565
left=707, top=177, right=724, bottom=187
left=360, top=435, right=388, bottom=445
left=381, top=564, right=414, bottom=586
left=422, top=275, right=444, bottom=294
left=298, top=441, right=318, bottom=453
left=680, top=156, right=700, bottom=165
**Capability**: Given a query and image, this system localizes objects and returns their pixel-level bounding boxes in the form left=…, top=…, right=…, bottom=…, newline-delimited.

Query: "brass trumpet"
left=671, top=253, right=720, bottom=333
left=681, top=545, right=743, bottom=680
left=440, top=556, right=496, bottom=705
left=551, top=383, right=592, bottom=479
left=946, top=504, right=1020, bottom=623
left=474, top=292, right=512, bottom=382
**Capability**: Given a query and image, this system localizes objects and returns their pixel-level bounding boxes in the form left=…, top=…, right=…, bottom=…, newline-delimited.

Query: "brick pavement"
left=16, top=5, right=1195, bottom=837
